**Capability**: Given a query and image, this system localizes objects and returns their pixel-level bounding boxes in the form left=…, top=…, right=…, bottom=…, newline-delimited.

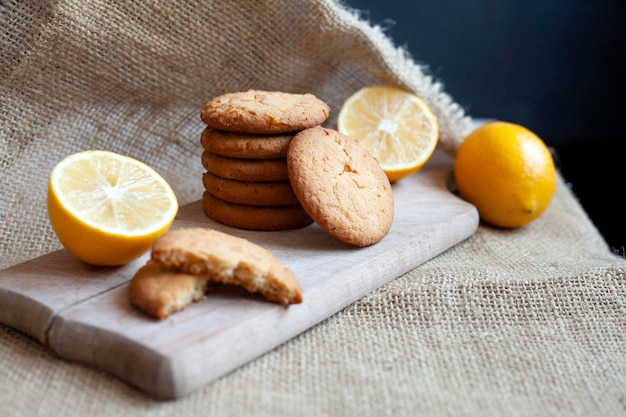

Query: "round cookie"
left=202, top=191, right=313, bottom=231
left=200, top=90, right=330, bottom=134
left=202, top=151, right=288, bottom=181
left=201, top=127, right=293, bottom=159
left=287, top=126, right=394, bottom=247
left=202, top=172, right=300, bottom=206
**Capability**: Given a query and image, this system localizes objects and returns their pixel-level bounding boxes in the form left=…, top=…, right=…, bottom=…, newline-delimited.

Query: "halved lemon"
left=47, top=150, right=179, bottom=266
left=337, top=85, right=439, bottom=182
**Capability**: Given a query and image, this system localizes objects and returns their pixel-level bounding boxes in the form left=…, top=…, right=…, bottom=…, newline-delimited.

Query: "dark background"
left=343, top=0, right=625, bottom=256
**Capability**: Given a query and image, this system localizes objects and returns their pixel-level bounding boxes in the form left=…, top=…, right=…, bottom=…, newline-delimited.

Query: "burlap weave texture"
left=1, top=0, right=470, bottom=269
left=1, top=1, right=625, bottom=416
left=2, top=175, right=625, bottom=416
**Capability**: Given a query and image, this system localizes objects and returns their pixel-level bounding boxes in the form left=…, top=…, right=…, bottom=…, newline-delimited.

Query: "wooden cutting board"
left=0, top=150, right=478, bottom=399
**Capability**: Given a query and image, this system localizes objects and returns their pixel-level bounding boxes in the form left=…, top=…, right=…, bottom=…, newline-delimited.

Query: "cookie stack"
left=199, top=90, right=331, bottom=231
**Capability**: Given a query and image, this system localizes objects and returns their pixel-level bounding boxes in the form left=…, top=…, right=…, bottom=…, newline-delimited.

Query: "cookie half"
left=287, top=126, right=394, bottom=247
left=201, top=127, right=293, bottom=159
left=151, top=227, right=303, bottom=305
left=200, top=90, right=330, bottom=134
left=129, top=260, right=210, bottom=320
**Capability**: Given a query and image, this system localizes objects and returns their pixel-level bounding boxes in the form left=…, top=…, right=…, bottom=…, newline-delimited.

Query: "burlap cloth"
left=1, top=1, right=625, bottom=416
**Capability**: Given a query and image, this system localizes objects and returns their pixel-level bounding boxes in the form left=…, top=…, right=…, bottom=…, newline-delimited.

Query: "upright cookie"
left=201, top=127, right=293, bottom=159
left=287, top=126, right=394, bottom=247
left=202, top=191, right=313, bottom=231
left=200, top=90, right=330, bottom=134
left=151, top=227, right=303, bottom=305
left=202, top=151, right=289, bottom=181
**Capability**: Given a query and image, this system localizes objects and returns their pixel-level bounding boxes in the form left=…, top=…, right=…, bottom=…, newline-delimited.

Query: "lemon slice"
left=337, top=85, right=439, bottom=182
left=47, top=150, right=179, bottom=266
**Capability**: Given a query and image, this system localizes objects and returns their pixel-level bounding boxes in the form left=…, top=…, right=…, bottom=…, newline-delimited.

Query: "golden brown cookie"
left=200, top=90, right=330, bottom=134
left=202, top=191, right=313, bottom=231
left=201, top=127, right=293, bottom=159
left=202, top=151, right=289, bottom=181
left=287, top=126, right=394, bottom=247
left=202, top=172, right=299, bottom=207
left=128, top=260, right=210, bottom=320
left=151, top=227, right=303, bottom=305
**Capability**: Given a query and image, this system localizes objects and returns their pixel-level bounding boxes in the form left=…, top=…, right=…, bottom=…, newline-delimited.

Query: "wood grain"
left=0, top=150, right=478, bottom=399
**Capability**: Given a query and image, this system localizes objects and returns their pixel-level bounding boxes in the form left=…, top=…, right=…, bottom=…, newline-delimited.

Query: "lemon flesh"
left=337, top=85, right=439, bottom=182
left=47, top=150, right=178, bottom=266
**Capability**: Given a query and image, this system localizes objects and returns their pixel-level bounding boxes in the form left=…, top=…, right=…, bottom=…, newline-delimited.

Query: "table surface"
left=1, top=144, right=624, bottom=417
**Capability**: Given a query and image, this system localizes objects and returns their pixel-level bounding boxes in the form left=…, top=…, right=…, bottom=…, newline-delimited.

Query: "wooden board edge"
left=46, top=206, right=478, bottom=399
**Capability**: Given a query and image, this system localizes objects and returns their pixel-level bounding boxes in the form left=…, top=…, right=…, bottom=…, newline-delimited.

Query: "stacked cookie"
left=199, top=90, right=331, bottom=231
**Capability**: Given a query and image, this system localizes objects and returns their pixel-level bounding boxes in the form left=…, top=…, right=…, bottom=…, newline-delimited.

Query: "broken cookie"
left=129, top=227, right=302, bottom=319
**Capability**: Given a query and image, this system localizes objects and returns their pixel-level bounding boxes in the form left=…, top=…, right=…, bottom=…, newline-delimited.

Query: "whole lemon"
left=453, top=121, right=557, bottom=228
